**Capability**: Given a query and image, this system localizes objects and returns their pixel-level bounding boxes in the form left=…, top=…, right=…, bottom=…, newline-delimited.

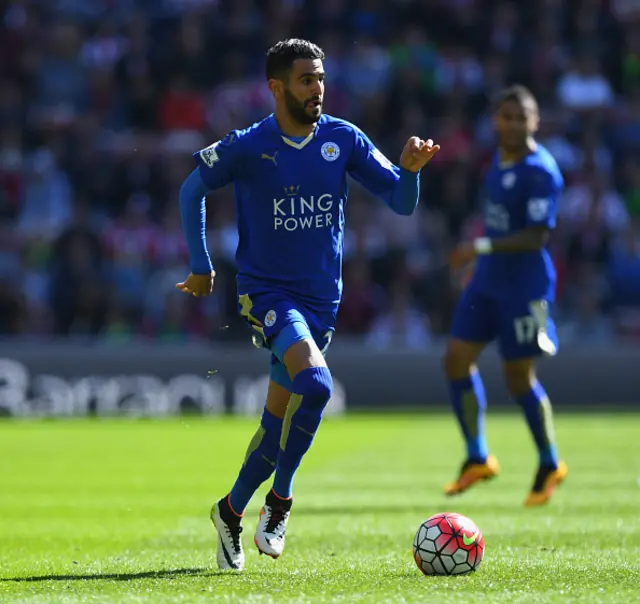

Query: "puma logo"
left=261, top=151, right=278, bottom=167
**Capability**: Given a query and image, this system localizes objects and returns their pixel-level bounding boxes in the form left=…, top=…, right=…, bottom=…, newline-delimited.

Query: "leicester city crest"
left=321, top=142, right=340, bottom=162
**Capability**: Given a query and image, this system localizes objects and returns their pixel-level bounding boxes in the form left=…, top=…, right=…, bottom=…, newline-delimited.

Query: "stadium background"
left=0, top=0, right=639, bottom=414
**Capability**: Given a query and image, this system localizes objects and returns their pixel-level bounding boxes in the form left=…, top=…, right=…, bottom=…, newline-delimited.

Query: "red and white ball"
left=413, top=512, right=484, bottom=576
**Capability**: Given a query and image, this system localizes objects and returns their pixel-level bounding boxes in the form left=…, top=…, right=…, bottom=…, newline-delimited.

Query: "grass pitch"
left=0, top=413, right=638, bottom=603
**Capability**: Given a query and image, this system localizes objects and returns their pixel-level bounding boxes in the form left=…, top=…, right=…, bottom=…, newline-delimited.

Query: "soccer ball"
left=413, top=512, right=484, bottom=576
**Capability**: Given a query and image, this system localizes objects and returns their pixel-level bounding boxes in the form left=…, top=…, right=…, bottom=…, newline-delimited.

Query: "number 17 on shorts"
left=513, top=299, right=557, bottom=357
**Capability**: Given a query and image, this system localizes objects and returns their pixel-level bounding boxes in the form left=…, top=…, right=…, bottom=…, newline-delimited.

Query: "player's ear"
left=530, top=114, right=540, bottom=134
left=268, top=78, right=283, bottom=101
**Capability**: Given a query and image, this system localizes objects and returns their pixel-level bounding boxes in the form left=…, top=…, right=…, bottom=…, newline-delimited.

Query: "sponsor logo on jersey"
left=484, top=201, right=510, bottom=232
left=273, top=186, right=335, bottom=231
left=501, top=172, right=516, bottom=189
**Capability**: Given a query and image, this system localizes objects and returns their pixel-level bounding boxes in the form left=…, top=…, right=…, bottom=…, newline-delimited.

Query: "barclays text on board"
left=0, top=342, right=638, bottom=417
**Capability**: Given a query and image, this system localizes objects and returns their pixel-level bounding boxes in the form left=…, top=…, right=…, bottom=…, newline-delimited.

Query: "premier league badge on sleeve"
left=527, top=198, right=550, bottom=221
left=199, top=142, right=220, bottom=167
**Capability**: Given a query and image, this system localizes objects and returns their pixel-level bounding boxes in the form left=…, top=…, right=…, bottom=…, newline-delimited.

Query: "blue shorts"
left=450, top=284, right=558, bottom=361
left=237, top=291, right=335, bottom=390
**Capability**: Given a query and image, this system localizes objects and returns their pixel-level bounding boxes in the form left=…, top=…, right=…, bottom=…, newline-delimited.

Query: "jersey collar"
left=496, top=143, right=538, bottom=169
left=267, top=114, right=322, bottom=151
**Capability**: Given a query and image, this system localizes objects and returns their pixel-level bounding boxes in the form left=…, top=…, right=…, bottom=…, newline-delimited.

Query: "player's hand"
left=399, top=137, right=441, bottom=173
left=458, top=260, right=476, bottom=288
left=449, top=243, right=476, bottom=274
left=175, top=271, right=216, bottom=297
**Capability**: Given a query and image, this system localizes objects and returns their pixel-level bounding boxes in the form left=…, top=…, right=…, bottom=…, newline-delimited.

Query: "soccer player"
left=176, top=39, right=440, bottom=570
left=443, top=85, right=567, bottom=507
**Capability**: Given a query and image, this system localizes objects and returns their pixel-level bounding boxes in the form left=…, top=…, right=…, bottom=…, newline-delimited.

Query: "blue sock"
left=516, top=381, right=559, bottom=468
left=229, top=407, right=283, bottom=515
left=272, top=367, right=333, bottom=499
left=448, top=371, right=488, bottom=462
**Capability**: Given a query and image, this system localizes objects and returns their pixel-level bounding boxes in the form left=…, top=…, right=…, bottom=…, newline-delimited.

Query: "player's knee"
left=503, top=362, right=535, bottom=397
left=265, top=377, right=292, bottom=419
left=282, top=336, right=327, bottom=377
left=443, top=342, right=474, bottom=380
left=291, top=366, right=333, bottom=408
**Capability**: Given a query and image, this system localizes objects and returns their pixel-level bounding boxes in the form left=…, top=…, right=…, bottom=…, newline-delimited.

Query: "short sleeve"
left=525, top=168, right=562, bottom=229
left=193, top=130, right=241, bottom=190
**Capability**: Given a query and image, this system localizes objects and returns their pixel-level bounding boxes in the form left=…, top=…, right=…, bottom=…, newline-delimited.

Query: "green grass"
left=0, top=413, right=639, bottom=603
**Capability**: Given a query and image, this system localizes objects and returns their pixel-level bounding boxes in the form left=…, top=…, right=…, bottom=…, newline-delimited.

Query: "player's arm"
left=450, top=168, right=560, bottom=271
left=176, top=132, right=239, bottom=297
left=347, top=128, right=439, bottom=216
left=475, top=224, right=551, bottom=254
left=478, top=168, right=559, bottom=253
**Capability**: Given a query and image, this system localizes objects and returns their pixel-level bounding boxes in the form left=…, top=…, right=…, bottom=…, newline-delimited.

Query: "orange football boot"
left=524, top=460, right=568, bottom=507
left=444, top=455, right=500, bottom=496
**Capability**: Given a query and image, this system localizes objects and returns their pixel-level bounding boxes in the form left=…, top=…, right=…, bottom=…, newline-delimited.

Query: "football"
left=413, top=512, right=484, bottom=576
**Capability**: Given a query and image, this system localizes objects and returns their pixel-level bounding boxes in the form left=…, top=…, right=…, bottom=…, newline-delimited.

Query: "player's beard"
left=284, top=88, right=322, bottom=125
left=499, top=130, right=530, bottom=155
left=501, top=139, right=527, bottom=155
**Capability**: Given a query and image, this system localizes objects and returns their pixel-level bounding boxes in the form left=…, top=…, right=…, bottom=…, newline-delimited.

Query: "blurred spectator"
left=48, top=201, right=107, bottom=336
left=608, top=225, right=640, bottom=341
left=366, top=276, right=432, bottom=350
left=34, top=23, right=89, bottom=128
left=560, top=171, right=629, bottom=234
left=344, top=35, right=392, bottom=107
left=102, top=195, right=157, bottom=319
left=337, top=256, right=385, bottom=334
left=81, top=21, right=126, bottom=72
left=17, top=148, right=73, bottom=240
left=609, top=226, right=640, bottom=309
left=556, top=52, right=614, bottom=112
left=621, top=156, right=640, bottom=219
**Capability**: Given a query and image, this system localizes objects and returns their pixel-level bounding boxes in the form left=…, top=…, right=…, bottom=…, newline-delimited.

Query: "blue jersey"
left=192, top=114, right=418, bottom=313
left=472, top=145, right=564, bottom=301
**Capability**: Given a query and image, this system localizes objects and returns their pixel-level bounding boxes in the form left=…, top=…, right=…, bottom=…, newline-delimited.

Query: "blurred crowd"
left=2, top=0, right=640, bottom=347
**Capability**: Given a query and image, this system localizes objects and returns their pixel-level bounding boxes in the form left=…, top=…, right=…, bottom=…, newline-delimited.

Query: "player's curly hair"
left=266, top=38, right=325, bottom=80
left=495, top=84, right=539, bottom=114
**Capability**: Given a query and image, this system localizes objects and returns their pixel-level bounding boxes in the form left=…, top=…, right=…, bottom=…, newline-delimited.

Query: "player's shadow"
left=292, top=504, right=433, bottom=516
left=292, top=502, right=522, bottom=516
left=1, top=567, right=213, bottom=583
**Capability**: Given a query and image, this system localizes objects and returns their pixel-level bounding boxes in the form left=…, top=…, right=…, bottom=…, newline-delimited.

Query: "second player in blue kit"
left=176, top=39, right=440, bottom=570
left=444, top=85, right=568, bottom=506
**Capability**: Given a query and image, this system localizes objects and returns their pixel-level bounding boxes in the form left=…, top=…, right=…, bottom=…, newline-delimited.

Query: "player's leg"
left=444, top=339, right=490, bottom=463
left=443, top=340, right=500, bottom=495
left=211, top=292, right=298, bottom=571
left=499, top=299, right=567, bottom=506
left=274, top=337, right=331, bottom=498
left=228, top=360, right=291, bottom=513
left=443, top=287, right=500, bottom=496
left=255, top=326, right=333, bottom=559
left=211, top=364, right=291, bottom=571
